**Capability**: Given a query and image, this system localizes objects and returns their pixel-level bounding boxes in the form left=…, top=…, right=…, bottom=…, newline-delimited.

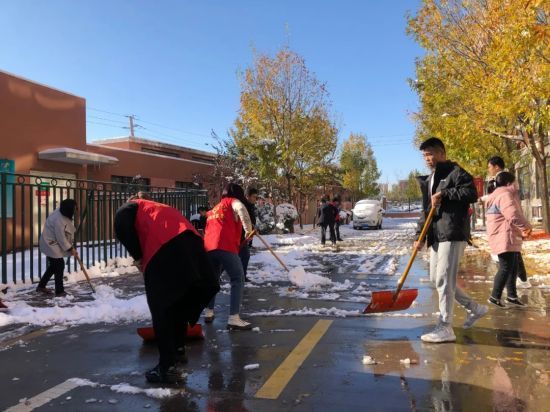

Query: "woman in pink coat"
left=485, top=172, right=532, bottom=308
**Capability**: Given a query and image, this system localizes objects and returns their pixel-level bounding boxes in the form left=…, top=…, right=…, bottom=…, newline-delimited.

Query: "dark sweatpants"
left=491, top=252, right=519, bottom=300
left=321, top=223, right=336, bottom=245
left=144, top=232, right=218, bottom=369
left=38, top=257, right=65, bottom=294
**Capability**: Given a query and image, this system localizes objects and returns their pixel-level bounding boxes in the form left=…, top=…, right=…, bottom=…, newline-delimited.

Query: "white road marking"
left=5, top=379, right=79, bottom=412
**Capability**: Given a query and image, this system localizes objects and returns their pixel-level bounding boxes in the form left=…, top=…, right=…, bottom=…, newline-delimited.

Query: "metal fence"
left=0, top=172, right=208, bottom=285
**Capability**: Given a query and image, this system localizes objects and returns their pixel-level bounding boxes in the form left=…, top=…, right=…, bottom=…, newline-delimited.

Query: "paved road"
left=1, top=219, right=549, bottom=411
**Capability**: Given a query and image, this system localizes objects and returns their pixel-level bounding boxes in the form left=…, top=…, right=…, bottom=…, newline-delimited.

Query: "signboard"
left=0, top=159, right=15, bottom=218
left=473, top=176, right=484, bottom=198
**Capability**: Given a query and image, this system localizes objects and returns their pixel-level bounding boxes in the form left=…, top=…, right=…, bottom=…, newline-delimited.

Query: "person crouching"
left=114, top=193, right=220, bottom=384
left=37, top=199, right=78, bottom=297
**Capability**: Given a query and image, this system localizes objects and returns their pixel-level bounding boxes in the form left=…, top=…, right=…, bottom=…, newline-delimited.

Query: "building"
left=0, top=69, right=215, bottom=188
left=515, top=146, right=550, bottom=224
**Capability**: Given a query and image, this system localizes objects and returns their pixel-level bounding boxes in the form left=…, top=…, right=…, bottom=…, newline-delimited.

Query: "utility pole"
left=126, top=115, right=136, bottom=138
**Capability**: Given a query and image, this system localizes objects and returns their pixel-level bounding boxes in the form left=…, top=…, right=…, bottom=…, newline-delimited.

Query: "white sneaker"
left=516, top=279, right=532, bottom=289
left=463, top=304, right=488, bottom=329
left=203, top=309, right=214, bottom=323
left=227, top=314, right=252, bottom=331
left=421, top=325, right=456, bottom=343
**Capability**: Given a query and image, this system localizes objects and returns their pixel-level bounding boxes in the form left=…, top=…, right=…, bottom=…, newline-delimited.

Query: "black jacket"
left=318, top=202, right=337, bottom=226
left=417, top=161, right=477, bottom=247
left=114, top=202, right=219, bottom=324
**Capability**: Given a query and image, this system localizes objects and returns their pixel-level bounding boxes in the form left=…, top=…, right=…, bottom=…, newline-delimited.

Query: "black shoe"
left=244, top=276, right=251, bottom=282
left=175, top=349, right=188, bottom=365
left=145, top=364, right=180, bottom=384
left=337, top=238, right=343, bottom=242
left=488, top=297, right=506, bottom=308
left=506, top=297, right=526, bottom=307
left=36, top=286, right=53, bottom=295
left=55, top=291, right=67, bottom=298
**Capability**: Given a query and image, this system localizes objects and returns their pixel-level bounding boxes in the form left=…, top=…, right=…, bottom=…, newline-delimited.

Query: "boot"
left=145, top=364, right=181, bottom=384
left=36, top=286, right=53, bottom=295
left=227, top=314, right=252, bottom=331
left=175, top=348, right=188, bottom=365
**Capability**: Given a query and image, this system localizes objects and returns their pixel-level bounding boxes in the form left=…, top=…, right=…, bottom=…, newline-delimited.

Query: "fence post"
left=1, top=173, right=7, bottom=285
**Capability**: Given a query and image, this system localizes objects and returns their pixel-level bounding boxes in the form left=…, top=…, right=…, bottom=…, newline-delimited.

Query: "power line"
left=88, top=115, right=128, bottom=125
left=86, top=120, right=125, bottom=129
left=87, top=107, right=127, bottom=118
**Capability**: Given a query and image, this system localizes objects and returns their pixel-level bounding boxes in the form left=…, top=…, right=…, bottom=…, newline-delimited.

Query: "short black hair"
left=198, top=206, right=207, bottom=212
left=59, top=199, right=77, bottom=219
left=488, top=156, right=505, bottom=170
left=247, top=187, right=259, bottom=197
left=419, top=137, right=446, bottom=152
left=495, top=171, right=515, bottom=188
left=332, top=195, right=341, bottom=202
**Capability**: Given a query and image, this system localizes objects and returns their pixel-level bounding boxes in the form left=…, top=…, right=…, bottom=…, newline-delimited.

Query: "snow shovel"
left=363, top=207, right=436, bottom=314
left=254, top=233, right=290, bottom=272
left=75, top=255, right=96, bottom=294
left=137, top=324, right=204, bottom=342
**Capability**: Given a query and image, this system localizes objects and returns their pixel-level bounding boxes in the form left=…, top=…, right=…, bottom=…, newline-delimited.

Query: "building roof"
left=38, top=147, right=118, bottom=165
left=91, top=136, right=215, bottom=158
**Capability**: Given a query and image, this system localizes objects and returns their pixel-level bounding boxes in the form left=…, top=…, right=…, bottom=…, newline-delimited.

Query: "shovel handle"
left=254, top=233, right=290, bottom=272
left=76, top=255, right=96, bottom=294
left=393, top=207, right=436, bottom=300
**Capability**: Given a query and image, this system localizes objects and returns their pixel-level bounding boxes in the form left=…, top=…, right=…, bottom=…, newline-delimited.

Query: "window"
left=141, top=147, right=180, bottom=158
left=111, top=175, right=150, bottom=192
left=176, top=181, right=201, bottom=189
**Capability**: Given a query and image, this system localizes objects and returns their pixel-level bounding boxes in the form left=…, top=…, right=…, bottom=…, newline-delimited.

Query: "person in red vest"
left=203, top=183, right=255, bottom=330
left=114, top=192, right=219, bottom=384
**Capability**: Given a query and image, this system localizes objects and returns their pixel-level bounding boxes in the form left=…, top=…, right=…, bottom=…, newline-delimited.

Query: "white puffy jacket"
left=39, top=209, right=75, bottom=258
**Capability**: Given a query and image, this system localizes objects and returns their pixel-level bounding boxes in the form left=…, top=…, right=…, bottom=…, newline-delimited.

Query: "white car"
left=352, top=200, right=384, bottom=230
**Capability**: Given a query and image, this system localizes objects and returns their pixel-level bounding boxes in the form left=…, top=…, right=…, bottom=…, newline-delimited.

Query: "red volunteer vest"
left=204, top=197, right=243, bottom=254
left=134, top=199, right=199, bottom=271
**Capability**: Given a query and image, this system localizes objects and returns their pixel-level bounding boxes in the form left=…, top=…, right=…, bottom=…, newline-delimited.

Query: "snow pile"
left=69, top=378, right=173, bottom=399
left=362, top=356, right=376, bottom=365
left=288, top=266, right=332, bottom=289
left=0, top=285, right=149, bottom=328
left=248, top=307, right=362, bottom=318
left=244, top=363, right=260, bottom=371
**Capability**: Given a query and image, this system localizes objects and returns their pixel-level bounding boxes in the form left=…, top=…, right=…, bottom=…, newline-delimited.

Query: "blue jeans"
left=207, top=250, right=244, bottom=315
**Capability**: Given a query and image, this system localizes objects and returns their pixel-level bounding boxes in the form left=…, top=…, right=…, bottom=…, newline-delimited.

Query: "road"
left=1, top=218, right=549, bottom=411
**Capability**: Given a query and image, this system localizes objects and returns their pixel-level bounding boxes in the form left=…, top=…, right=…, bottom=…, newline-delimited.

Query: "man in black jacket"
left=414, top=138, right=488, bottom=343
left=318, top=196, right=337, bottom=246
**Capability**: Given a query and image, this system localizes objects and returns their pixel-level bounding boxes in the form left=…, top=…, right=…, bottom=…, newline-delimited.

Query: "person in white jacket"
left=37, top=199, right=78, bottom=296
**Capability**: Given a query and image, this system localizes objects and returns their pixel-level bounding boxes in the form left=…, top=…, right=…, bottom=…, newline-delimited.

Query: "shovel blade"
left=363, top=289, right=418, bottom=314
left=137, top=324, right=204, bottom=342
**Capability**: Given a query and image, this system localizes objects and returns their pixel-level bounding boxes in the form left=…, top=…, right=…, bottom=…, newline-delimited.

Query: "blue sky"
left=0, top=0, right=426, bottom=183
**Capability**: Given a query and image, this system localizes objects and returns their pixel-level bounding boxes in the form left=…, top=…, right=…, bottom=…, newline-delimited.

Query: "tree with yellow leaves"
left=340, top=133, right=380, bottom=202
left=232, top=47, right=338, bottom=206
left=408, top=0, right=550, bottom=231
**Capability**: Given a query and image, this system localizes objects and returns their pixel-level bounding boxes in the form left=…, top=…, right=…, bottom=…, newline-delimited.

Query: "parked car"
left=352, top=199, right=384, bottom=230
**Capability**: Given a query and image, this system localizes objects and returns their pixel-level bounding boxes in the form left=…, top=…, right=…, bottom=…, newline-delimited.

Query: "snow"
left=244, top=363, right=260, bottom=370
left=69, top=378, right=173, bottom=399
left=288, top=266, right=332, bottom=289
left=362, top=356, right=376, bottom=365
left=0, top=285, right=149, bottom=328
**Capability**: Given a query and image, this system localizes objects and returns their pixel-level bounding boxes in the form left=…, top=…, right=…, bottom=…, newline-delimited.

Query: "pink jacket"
left=486, top=186, right=531, bottom=255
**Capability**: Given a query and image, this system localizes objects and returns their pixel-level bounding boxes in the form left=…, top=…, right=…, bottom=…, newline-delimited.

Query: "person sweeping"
left=114, top=193, right=219, bottom=384
left=203, top=183, right=255, bottom=330
left=37, top=199, right=78, bottom=297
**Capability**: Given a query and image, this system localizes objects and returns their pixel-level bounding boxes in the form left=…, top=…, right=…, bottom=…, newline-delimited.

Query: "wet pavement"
left=1, top=218, right=549, bottom=411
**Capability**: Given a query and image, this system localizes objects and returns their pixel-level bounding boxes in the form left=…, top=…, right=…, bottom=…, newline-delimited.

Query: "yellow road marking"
left=0, top=327, right=51, bottom=350
left=255, top=319, right=333, bottom=399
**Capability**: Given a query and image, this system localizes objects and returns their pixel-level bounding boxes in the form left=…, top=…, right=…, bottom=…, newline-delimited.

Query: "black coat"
left=318, top=203, right=337, bottom=226
left=417, top=161, right=477, bottom=247
left=114, top=202, right=219, bottom=324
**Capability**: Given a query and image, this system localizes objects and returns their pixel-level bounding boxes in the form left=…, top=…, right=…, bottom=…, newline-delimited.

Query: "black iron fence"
left=0, top=172, right=208, bottom=285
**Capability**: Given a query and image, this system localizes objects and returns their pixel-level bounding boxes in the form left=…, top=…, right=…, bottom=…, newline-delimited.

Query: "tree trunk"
left=535, top=156, right=550, bottom=233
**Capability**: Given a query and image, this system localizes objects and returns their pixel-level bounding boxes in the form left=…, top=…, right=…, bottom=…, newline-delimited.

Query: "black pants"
left=321, top=224, right=336, bottom=245
left=491, top=252, right=519, bottom=300
left=517, top=253, right=527, bottom=282
left=148, top=296, right=188, bottom=368
left=38, top=257, right=65, bottom=294
left=335, top=221, right=342, bottom=240
left=239, top=243, right=251, bottom=277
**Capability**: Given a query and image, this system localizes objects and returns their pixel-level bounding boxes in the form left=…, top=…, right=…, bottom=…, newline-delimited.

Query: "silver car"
left=352, top=200, right=384, bottom=230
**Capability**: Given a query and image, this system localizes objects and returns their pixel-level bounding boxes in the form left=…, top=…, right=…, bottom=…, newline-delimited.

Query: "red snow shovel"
left=137, top=324, right=204, bottom=342
left=363, top=207, right=435, bottom=314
